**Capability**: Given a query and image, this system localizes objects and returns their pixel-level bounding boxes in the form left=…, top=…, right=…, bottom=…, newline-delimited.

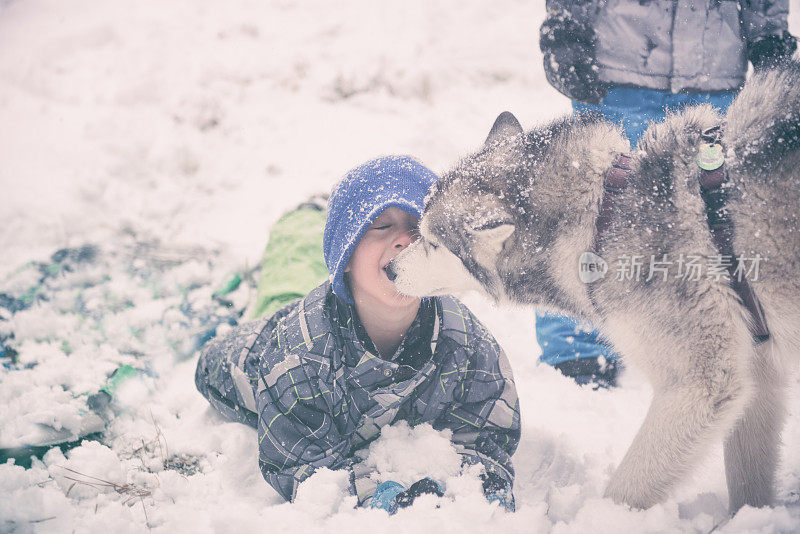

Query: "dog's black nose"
left=384, top=261, right=398, bottom=281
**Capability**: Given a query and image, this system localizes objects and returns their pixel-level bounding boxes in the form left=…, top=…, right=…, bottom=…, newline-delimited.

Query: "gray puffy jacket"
left=550, top=0, right=791, bottom=93
left=195, top=282, right=521, bottom=503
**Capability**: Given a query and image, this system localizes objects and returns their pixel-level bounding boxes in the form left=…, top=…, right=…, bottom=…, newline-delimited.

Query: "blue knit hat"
left=323, top=155, right=438, bottom=304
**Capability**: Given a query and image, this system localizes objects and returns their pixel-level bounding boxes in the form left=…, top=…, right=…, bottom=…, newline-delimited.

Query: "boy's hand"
left=367, top=481, right=406, bottom=514
left=481, top=472, right=515, bottom=512
left=485, top=487, right=516, bottom=512
left=395, top=477, right=445, bottom=509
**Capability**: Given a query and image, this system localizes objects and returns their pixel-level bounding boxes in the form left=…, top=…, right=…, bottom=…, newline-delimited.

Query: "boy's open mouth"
left=382, top=265, right=401, bottom=284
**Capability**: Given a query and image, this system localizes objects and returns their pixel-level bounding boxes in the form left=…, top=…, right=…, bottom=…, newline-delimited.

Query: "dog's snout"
left=384, top=261, right=398, bottom=281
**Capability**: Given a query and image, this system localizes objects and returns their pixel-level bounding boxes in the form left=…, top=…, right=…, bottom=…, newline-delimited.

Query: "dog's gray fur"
left=389, top=62, right=800, bottom=512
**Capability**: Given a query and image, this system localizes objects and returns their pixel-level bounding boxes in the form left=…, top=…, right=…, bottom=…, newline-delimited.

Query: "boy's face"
left=345, top=207, right=420, bottom=309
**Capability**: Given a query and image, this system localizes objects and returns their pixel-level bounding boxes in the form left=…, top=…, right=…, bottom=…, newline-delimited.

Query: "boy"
left=195, top=155, right=520, bottom=513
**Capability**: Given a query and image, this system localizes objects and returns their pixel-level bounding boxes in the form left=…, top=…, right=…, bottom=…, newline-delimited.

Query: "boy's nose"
left=394, top=229, right=413, bottom=249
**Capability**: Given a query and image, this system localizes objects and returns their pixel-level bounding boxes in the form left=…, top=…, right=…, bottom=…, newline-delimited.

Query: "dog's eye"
left=472, top=220, right=510, bottom=232
left=428, top=241, right=439, bottom=250
left=371, top=224, right=391, bottom=230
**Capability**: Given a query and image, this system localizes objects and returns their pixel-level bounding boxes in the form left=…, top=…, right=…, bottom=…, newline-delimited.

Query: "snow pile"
left=362, top=422, right=464, bottom=488
left=292, top=422, right=483, bottom=519
left=0, top=238, right=243, bottom=451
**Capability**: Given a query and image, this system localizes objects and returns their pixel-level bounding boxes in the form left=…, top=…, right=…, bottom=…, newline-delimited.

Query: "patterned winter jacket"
left=547, top=0, right=791, bottom=93
left=195, top=282, right=520, bottom=504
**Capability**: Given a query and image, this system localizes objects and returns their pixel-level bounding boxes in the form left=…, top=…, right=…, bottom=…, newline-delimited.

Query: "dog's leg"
left=724, top=339, right=787, bottom=512
left=602, top=314, right=752, bottom=509
left=604, top=380, right=747, bottom=508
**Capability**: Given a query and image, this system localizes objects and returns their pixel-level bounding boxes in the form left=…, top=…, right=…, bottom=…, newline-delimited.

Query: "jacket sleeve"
left=740, top=0, right=791, bottom=43
left=255, top=327, right=376, bottom=503
left=195, top=300, right=302, bottom=429
left=195, top=318, right=273, bottom=429
left=544, top=0, right=600, bottom=27
left=539, top=0, right=606, bottom=104
left=437, top=315, right=521, bottom=489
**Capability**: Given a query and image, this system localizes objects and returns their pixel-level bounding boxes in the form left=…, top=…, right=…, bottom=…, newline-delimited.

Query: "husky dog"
left=387, top=61, right=800, bottom=511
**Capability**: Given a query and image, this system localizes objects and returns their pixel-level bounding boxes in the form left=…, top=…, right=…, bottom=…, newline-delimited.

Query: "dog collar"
left=590, top=138, right=770, bottom=344
left=591, top=153, right=632, bottom=254
left=696, top=126, right=770, bottom=343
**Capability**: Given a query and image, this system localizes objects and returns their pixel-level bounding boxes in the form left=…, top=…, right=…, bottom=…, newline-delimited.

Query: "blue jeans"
left=573, top=86, right=736, bottom=145
left=537, top=86, right=736, bottom=368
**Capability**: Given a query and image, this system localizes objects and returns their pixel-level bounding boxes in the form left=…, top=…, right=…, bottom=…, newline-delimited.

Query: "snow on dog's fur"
left=388, top=61, right=800, bottom=512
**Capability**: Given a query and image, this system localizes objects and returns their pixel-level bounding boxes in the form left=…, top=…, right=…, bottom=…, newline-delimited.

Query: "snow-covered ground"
left=1, top=0, right=799, bottom=532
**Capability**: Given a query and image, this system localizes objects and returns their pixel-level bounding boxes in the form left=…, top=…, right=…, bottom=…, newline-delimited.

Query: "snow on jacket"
left=547, top=0, right=791, bottom=93
left=195, top=282, right=521, bottom=504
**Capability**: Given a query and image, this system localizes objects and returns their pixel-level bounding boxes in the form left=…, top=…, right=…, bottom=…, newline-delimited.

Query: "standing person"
left=195, top=155, right=520, bottom=513
left=537, top=0, right=796, bottom=388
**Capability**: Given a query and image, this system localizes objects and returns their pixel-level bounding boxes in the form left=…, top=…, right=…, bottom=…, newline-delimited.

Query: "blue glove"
left=482, top=472, right=515, bottom=512
left=395, top=477, right=445, bottom=509
left=485, top=486, right=515, bottom=512
left=367, top=481, right=406, bottom=514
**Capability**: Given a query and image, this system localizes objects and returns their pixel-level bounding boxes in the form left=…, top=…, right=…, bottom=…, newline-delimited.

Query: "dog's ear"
left=470, top=220, right=515, bottom=253
left=484, top=111, right=523, bottom=146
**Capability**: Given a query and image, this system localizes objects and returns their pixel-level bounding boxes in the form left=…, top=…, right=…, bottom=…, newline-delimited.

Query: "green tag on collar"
left=697, top=142, right=724, bottom=171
